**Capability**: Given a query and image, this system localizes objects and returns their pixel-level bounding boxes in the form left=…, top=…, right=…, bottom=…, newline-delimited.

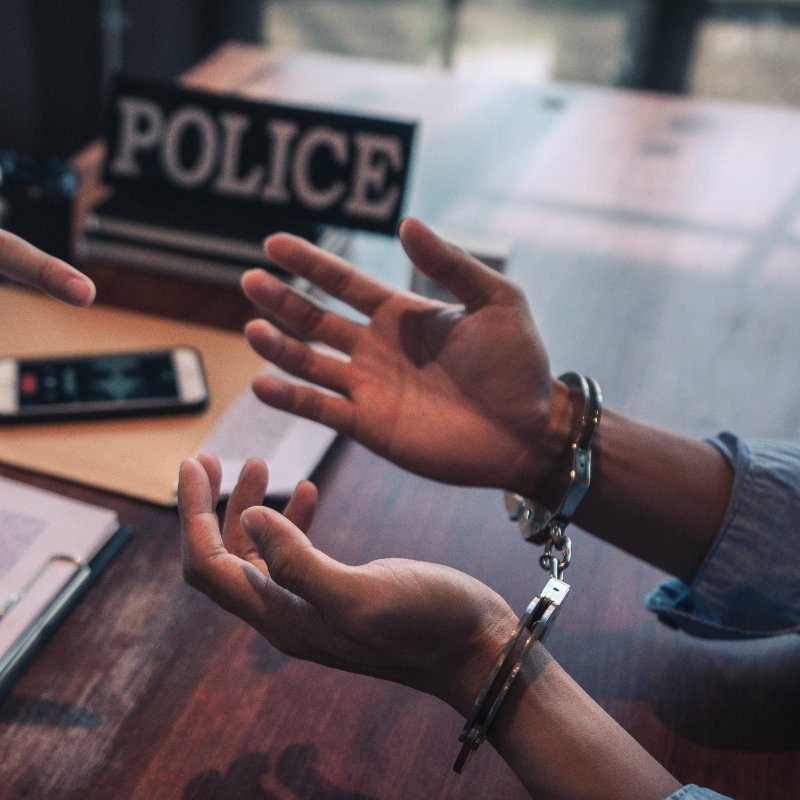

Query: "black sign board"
left=103, top=76, right=416, bottom=235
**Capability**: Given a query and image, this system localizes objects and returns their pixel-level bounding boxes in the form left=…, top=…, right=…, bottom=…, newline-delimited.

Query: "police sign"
left=103, top=77, right=416, bottom=235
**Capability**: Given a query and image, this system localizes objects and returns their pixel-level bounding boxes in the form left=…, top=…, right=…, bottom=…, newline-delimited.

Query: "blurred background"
left=3, top=1, right=800, bottom=157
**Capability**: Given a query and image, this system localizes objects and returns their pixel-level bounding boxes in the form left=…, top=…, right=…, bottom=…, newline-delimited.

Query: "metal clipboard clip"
left=0, top=553, right=88, bottom=621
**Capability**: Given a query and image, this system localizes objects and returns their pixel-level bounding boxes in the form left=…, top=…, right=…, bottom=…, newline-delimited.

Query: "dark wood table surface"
left=2, top=45, right=799, bottom=800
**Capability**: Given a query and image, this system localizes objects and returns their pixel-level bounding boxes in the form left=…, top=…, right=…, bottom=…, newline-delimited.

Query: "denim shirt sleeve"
left=666, top=786, right=733, bottom=800
left=646, top=432, right=800, bottom=639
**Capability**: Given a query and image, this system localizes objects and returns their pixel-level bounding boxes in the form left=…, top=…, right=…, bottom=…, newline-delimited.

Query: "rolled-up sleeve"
left=646, top=432, right=800, bottom=639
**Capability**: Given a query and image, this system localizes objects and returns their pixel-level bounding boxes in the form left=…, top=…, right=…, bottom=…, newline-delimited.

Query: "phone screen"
left=18, top=353, right=179, bottom=408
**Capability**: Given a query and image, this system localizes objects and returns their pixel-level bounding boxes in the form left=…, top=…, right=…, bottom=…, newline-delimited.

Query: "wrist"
left=443, top=609, right=519, bottom=718
left=486, top=639, right=552, bottom=749
left=487, top=641, right=682, bottom=800
left=505, top=373, right=601, bottom=562
left=510, top=376, right=575, bottom=501
left=512, top=376, right=599, bottom=508
left=454, top=576, right=571, bottom=772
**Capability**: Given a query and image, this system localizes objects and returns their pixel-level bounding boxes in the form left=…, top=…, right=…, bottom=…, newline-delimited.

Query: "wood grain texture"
left=1, top=45, right=798, bottom=800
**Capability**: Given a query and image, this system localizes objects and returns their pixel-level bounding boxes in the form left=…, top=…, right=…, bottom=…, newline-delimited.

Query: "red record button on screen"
left=20, top=371, right=38, bottom=397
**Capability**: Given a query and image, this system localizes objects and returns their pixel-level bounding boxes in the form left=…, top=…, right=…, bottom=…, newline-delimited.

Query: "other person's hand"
left=0, top=229, right=95, bottom=306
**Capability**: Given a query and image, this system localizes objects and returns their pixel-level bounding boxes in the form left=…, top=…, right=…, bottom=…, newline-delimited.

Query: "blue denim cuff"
left=646, top=432, right=800, bottom=639
left=666, top=785, right=733, bottom=800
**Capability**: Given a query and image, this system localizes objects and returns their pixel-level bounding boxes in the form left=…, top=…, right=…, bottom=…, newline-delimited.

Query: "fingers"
left=180, top=456, right=278, bottom=622
left=259, top=233, right=394, bottom=317
left=250, top=371, right=355, bottom=436
left=283, top=480, right=319, bottom=533
left=245, top=320, right=353, bottom=396
left=241, top=268, right=361, bottom=354
left=196, top=452, right=223, bottom=509
left=241, top=505, right=349, bottom=612
left=0, top=230, right=96, bottom=306
left=180, top=455, right=339, bottom=654
left=398, top=217, right=509, bottom=311
left=222, top=458, right=269, bottom=556
left=249, top=220, right=512, bottom=336
left=178, top=456, right=228, bottom=574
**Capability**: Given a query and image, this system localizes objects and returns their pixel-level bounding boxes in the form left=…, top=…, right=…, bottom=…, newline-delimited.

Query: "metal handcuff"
left=454, top=372, right=602, bottom=773
left=504, top=372, right=602, bottom=580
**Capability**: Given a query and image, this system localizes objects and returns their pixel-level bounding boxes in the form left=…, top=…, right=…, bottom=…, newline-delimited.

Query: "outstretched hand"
left=242, top=217, right=570, bottom=496
left=0, top=229, right=95, bottom=305
left=178, top=453, right=515, bottom=714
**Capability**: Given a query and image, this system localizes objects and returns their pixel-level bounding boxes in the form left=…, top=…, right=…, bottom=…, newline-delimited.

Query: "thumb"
left=399, top=217, right=506, bottom=311
left=241, top=506, right=349, bottom=610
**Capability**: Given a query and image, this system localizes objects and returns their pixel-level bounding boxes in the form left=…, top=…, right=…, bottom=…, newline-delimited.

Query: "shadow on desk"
left=184, top=746, right=380, bottom=800
left=0, top=694, right=100, bottom=729
left=564, top=626, right=800, bottom=751
left=652, top=632, right=800, bottom=751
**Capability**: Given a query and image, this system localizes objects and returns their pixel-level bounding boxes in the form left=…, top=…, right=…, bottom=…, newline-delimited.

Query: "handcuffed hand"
left=178, top=453, right=516, bottom=714
left=241, top=217, right=570, bottom=497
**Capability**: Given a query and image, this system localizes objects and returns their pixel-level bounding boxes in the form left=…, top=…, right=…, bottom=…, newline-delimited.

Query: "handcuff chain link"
left=539, top=521, right=572, bottom=579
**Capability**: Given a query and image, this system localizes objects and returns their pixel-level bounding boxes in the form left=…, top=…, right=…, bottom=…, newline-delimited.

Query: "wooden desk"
left=2, top=44, right=799, bottom=800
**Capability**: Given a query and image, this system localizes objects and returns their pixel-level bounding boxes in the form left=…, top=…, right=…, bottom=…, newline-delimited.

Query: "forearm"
left=520, top=389, right=734, bottom=583
left=575, top=410, right=733, bottom=582
left=487, top=642, right=681, bottom=800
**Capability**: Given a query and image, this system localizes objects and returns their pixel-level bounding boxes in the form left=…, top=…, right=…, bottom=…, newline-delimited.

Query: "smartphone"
left=0, top=346, right=209, bottom=423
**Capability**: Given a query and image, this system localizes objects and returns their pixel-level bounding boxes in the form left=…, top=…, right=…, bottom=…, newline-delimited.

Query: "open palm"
left=178, top=454, right=516, bottom=714
left=243, top=217, right=561, bottom=493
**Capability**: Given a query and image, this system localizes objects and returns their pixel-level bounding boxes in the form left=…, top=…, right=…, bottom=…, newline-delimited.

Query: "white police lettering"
left=108, top=97, right=164, bottom=177
left=161, top=107, right=218, bottom=188
left=293, top=127, right=348, bottom=210
left=343, top=133, right=403, bottom=221
left=107, top=89, right=412, bottom=229
left=261, top=120, right=299, bottom=204
left=214, top=113, right=263, bottom=197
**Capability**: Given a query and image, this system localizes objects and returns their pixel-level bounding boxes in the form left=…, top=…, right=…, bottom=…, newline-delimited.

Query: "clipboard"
left=0, top=476, right=132, bottom=699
